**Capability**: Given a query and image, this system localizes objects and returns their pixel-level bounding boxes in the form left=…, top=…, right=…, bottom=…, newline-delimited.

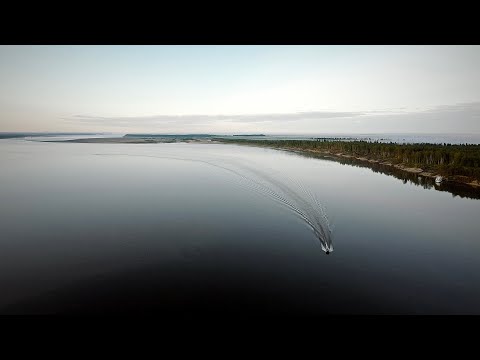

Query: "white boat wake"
left=94, top=152, right=334, bottom=254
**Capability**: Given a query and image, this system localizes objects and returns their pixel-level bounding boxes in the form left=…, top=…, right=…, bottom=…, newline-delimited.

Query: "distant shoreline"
left=297, top=148, right=480, bottom=187
left=214, top=139, right=480, bottom=190
left=42, top=137, right=220, bottom=144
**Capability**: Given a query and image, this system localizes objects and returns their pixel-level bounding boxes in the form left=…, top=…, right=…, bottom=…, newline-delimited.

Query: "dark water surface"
left=1, top=139, right=480, bottom=314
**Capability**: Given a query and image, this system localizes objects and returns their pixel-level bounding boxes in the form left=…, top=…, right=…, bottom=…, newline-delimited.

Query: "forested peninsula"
left=215, top=138, right=480, bottom=188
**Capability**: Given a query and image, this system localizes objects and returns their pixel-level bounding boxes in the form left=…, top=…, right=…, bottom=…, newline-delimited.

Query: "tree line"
left=216, top=139, right=480, bottom=180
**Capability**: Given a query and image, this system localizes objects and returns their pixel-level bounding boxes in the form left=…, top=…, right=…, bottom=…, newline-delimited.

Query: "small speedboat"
left=435, top=176, right=443, bottom=184
left=321, top=243, right=334, bottom=254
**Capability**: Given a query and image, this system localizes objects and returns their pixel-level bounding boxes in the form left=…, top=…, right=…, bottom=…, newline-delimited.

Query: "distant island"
left=232, top=134, right=266, bottom=137
left=124, top=134, right=215, bottom=138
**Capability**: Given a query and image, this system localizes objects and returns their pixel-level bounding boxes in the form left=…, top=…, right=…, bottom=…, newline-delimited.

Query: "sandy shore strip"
left=43, top=137, right=221, bottom=144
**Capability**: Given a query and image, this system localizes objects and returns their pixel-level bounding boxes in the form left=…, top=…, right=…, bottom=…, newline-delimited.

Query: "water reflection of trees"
left=288, top=151, right=480, bottom=200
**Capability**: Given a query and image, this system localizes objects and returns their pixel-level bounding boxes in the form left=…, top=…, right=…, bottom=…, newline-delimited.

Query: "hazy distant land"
left=48, top=137, right=185, bottom=144
left=45, top=136, right=219, bottom=144
left=0, top=132, right=101, bottom=139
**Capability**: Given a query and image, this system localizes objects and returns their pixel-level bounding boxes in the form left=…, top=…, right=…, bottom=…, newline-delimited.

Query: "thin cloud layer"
left=65, top=110, right=367, bottom=127
left=63, top=103, right=480, bottom=134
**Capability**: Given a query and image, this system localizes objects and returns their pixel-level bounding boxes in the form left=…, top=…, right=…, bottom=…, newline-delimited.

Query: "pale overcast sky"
left=1, top=45, right=479, bottom=134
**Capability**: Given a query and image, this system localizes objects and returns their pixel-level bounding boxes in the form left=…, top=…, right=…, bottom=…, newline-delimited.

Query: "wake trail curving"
left=94, top=152, right=334, bottom=253
left=225, top=159, right=333, bottom=252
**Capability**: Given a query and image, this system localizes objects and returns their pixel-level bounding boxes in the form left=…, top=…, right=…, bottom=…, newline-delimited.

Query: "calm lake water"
left=1, top=138, right=480, bottom=314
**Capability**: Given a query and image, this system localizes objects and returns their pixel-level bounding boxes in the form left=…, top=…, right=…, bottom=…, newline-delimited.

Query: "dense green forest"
left=216, top=138, right=480, bottom=180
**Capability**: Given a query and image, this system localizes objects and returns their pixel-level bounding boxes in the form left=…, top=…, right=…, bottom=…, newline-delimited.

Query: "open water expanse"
left=1, top=137, right=480, bottom=314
